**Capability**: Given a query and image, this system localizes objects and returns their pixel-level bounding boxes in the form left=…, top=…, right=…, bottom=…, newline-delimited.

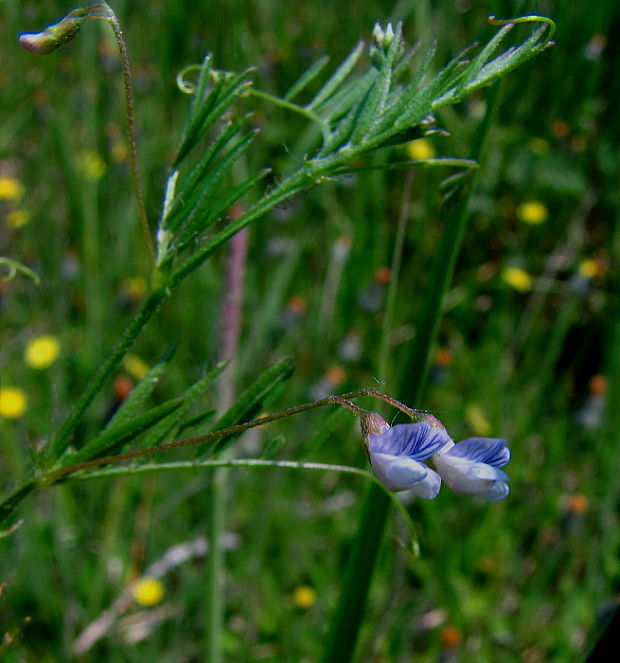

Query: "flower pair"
left=361, top=413, right=510, bottom=501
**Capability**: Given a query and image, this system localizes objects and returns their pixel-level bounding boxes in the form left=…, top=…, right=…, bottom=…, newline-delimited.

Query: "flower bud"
left=360, top=411, right=390, bottom=439
left=18, top=6, right=110, bottom=55
left=19, top=17, right=83, bottom=55
left=370, top=22, right=396, bottom=68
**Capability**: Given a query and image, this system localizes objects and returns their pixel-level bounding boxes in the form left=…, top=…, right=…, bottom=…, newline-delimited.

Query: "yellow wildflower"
left=293, top=585, right=316, bottom=608
left=527, top=137, right=550, bottom=155
left=406, top=138, right=435, bottom=160
left=517, top=201, right=548, bottom=225
left=578, top=259, right=600, bottom=279
left=502, top=266, right=533, bottom=293
left=6, top=209, right=30, bottom=229
left=24, top=335, right=60, bottom=369
left=133, top=577, right=164, bottom=606
left=123, top=354, right=149, bottom=380
left=0, top=387, right=27, bottom=419
left=76, top=151, right=106, bottom=180
left=0, top=177, right=23, bottom=201
left=465, top=403, right=491, bottom=436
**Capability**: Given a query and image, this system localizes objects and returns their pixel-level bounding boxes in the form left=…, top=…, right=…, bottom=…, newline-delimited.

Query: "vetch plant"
left=1, top=5, right=553, bottom=522
left=3, top=5, right=554, bottom=661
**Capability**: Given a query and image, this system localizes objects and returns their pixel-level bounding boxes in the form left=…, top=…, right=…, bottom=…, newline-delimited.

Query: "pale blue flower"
left=364, top=418, right=451, bottom=499
left=433, top=437, right=511, bottom=501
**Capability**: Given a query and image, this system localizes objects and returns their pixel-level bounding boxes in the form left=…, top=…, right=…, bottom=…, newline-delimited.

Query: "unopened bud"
left=18, top=6, right=110, bottom=55
left=360, top=412, right=390, bottom=440
left=19, top=22, right=80, bottom=54
left=371, top=22, right=394, bottom=51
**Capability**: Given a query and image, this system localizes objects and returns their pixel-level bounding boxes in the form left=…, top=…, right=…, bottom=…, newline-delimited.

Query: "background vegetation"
left=1, top=0, right=619, bottom=661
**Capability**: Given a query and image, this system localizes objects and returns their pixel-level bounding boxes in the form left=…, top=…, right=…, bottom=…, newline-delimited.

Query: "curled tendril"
left=0, top=258, right=40, bottom=285
left=175, top=64, right=230, bottom=94
left=488, top=14, right=556, bottom=45
left=176, top=64, right=204, bottom=94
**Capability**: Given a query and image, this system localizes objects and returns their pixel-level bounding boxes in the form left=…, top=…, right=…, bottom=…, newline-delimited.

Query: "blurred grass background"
left=1, top=0, right=619, bottom=661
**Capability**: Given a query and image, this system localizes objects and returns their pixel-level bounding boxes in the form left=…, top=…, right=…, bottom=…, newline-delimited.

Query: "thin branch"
left=102, top=2, right=155, bottom=262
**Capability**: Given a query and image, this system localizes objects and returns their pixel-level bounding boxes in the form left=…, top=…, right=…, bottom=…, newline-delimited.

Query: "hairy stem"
left=101, top=2, right=154, bottom=262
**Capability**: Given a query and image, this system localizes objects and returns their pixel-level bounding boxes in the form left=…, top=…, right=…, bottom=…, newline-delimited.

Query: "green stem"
left=0, top=480, right=37, bottom=525
left=101, top=2, right=154, bottom=262
left=68, top=458, right=372, bottom=482
left=250, top=88, right=331, bottom=141
left=43, top=287, right=167, bottom=465
left=67, top=458, right=419, bottom=561
left=321, top=83, right=500, bottom=663
left=377, top=168, right=413, bottom=384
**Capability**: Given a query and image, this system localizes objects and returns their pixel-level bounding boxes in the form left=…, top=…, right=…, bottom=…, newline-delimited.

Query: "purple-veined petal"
left=368, top=422, right=452, bottom=461
left=465, top=462, right=510, bottom=482
left=433, top=453, right=510, bottom=496
left=369, top=452, right=428, bottom=492
left=445, top=437, right=510, bottom=467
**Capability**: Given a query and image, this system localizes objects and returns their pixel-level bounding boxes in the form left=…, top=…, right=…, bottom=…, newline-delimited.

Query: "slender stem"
left=68, top=458, right=371, bottom=481
left=357, top=388, right=434, bottom=422
left=330, top=397, right=369, bottom=415
left=250, top=88, right=331, bottom=141
left=65, top=457, right=419, bottom=564
left=377, top=168, right=413, bottom=386
left=0, top=480, right=37, bottom=526
left=101, top=2, right=155, bottom=262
